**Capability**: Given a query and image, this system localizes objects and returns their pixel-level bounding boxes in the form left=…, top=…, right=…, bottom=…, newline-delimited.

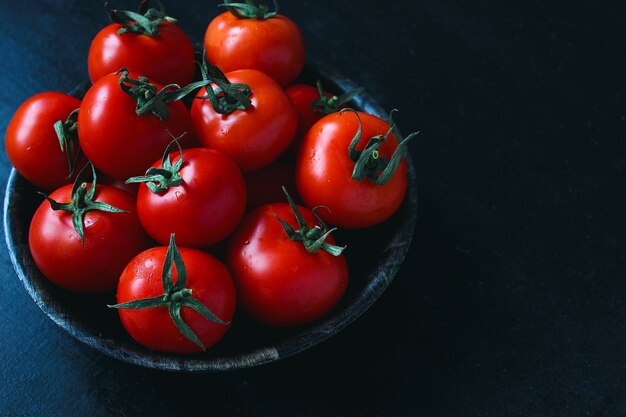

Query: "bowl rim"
left=3, top=61, right=418, bottom=372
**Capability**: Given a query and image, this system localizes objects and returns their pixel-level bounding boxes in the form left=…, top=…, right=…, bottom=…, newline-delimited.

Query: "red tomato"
left=295, top=111, right=409, bottom=229
left=78, top=71, right=192, bottom=179
left=29, top=183, right=151, bottom=293
left=287, top=84, right=331, bottom=136
left=227, top=202, right=349, bottom=327
left=284, top=84, right=332, bottom=158
left=133, top=147, right=246, bottom=247
left=204, top=11, right=305, bottom=86
left=97, top=171, right=140, bottom=196
left=88, top=10, right=195, bottom=86
left=190, top=69, right=297, bottom=172
left=244, top=160, right=298, bottom=210
left=115, top=245, right=236, bottom=353
left=5, top=92, right=82, bottom=190
left=285, top=82, right=362, bottom=159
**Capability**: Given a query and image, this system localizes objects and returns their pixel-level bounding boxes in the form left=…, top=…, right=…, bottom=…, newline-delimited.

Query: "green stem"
left=40, top=163, right=127, bottom=244
left=218, top=0, right=279, bottom=19
left=312, top=80, right=364, bottom=115
left=275, top=187, right=345, bottom=256
left=195, top=52, right=252, bottom=115
left=106, top=0, right=176, bottom=36
left=343, top=108, right=419, bottom=185
left=53, top=108, right=82, bottom=179
left=126, top=132, right=186, bottom=193
left=109, top=234, right=229, bottom=351
left=117, top=68, right=209, bottom=120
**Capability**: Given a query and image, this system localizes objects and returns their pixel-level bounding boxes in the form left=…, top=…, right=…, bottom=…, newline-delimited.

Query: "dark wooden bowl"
left=3, top=62, right=417, bottom=372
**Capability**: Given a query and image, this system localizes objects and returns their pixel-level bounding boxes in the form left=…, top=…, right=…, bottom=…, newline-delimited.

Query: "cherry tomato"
left=284, top=84, right=332, bottom=158
left=78, top=71, right=192, bottom=179
left=133, top=147, right=246, bottom=248
left=29, top=183, right=151, bottom=293
left=295, top=111, right=409, bottom=229
left=204, top=10, right=305, bottom=86
left=285, top=82, right=362, bottom=159
left=115, top=244, right=236, bottom=353
left=5, top=92, right=82, bottom=190
left=287, top=84, right=331, bottom=137
left=190, top=69, right=297, bottom=172
left=244, top=160, right=298, bottom=210
left=227, top=202, right=349, bottom=327
left=88, top=7, right=195, bottom=86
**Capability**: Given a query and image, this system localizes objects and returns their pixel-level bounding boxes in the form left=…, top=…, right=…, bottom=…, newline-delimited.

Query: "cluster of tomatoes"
left=4, top=0, right=415, bottom=354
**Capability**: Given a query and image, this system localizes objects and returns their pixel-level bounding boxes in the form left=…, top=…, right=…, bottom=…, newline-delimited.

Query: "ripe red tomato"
left=295, top=110, right=409, bottom=229
left=190, top=69, right=297, bottom=172
left=285, top=83, right=333, bottom=158
left=78, top=71, right=192, bottom=179
left=285, top=82, right=363, bottom=159
left=244, top=160, right=298, bottom=210
left=227, top=201, right=348, bottom=327
left=114, top=243, right=236, bottom=353
left=88, top=6, right=195, bottom=86
left=204, top=9, right=305, bottom=86
left=5, top=92, right=82, bottom=190
left=132, top=147, right=246, bottom=248
left=286, top=84, right=331, bottom=136
left=29, top=182, right=151, bottom=293
left=97, top=171, right=140, bottom=196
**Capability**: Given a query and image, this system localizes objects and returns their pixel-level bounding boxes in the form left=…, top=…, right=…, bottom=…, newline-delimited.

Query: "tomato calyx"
left=218, top=0, right=278, bottom=19
left=343, top=108, right=419, bottom=185
left=312, top=80, right=364, bottom=116
left=40, top=163, right=127, bottom=244
left=117, top=68, right=208, bottom=121
left=275, top=187, right=346, bottom=256
left=196, top=52, right=252, bottom=115
left=53, top=108, right=83, bottom=179
left=106, top=0, right=176, bottom=37
left=126, top=133, right=185, bottom=193
left=109, top=234, right=229, bottom=351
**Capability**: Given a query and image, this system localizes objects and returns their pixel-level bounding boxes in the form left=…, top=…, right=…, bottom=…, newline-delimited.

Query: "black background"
left=1, top=0, right=625, bottom=415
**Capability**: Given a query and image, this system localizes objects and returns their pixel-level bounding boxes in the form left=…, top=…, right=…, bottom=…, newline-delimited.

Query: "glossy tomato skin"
left=5, top=92, right=82, bottom=190
left=116, top=246, right=236, bottom=353
left=97, top=171, right=140, bottom=196
left=204, top=12, right=305, bottom=87
left=136, top=148, right=246, bottom=248
left=190, top=69, right=297, bottom=172
left=227, top=203, right=349, bottom=327
left=286, top=84, right=329, bottom=138
left=295, top=111, right=408, bottom=229
left=88, top=21, right=195, bottom=86
left=28, top=184, right=151, bottom=293
left=244, top=160, right=298, bottom=210
left=284, top=84, right=333, bottom=158
left=78, top=72, right=192, bottom=179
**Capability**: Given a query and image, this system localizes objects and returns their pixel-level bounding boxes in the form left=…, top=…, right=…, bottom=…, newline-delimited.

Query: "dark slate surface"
left=0, top=0, right=624, bottom=416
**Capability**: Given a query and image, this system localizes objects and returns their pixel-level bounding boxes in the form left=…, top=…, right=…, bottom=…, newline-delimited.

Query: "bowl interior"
left=3, top=62, right=417, bottom=372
